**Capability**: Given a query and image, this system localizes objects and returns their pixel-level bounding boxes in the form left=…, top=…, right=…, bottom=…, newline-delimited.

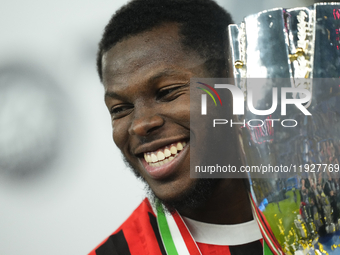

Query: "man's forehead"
left=101, top=24, right=207, bottom=86
left=102, top=25, right=183, bottom=70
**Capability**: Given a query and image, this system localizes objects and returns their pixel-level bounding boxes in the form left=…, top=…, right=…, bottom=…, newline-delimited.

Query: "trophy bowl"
left=229, top=3, right=340, bottom=255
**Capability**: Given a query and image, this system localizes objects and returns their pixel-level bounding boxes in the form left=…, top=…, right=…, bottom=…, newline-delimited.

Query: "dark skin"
left=102, top=23, right=252, bottom=224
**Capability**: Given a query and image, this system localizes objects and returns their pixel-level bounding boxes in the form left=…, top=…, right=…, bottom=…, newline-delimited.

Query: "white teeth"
left=151, top=153, right=158, bottom=163
left=143, top=141, right=187, bottom=166
left=144, top=153, right=152, bottom=163
left=158, top=160, right=166, bottom=166
left=170, top=145, right=177, bottom=155
left=164, top=148, right=171, bottom=157
left=157, top=151, right=165, bottom=161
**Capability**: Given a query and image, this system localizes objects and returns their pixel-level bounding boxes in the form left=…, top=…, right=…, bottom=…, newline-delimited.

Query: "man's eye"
left=157, top=88, right=177, bottom=99
left=157, top=84, right=188, bottom=100
left=110, top=105, right=133, bottom=119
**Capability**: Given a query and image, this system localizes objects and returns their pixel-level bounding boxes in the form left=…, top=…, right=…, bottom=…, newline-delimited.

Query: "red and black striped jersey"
left=89, top=198, right=282, bottom=255
left=89, top=199, right=166, bottom=255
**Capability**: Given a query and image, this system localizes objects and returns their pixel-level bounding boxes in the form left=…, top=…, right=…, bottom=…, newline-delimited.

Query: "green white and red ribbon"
left=155, top=195, right=283, bottom=255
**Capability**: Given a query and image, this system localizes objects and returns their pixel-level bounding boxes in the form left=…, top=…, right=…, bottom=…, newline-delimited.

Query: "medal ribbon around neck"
left=156, top=202, right=201, bottom=255
left=156, top=196, right=283, bottom=255
left=249, top=194, right=283, bottom=255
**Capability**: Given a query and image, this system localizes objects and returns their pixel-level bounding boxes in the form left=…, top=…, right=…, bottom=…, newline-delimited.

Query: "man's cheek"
left=171, top=98, right=190, bottom=121
left=112, top=123, right=127, bottom=150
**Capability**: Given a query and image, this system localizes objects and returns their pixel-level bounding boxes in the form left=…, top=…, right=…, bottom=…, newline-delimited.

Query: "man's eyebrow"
left=105, top=69, right=187, bottom=99
left=148, top=69, right=185, bottom=83
left=104, top=90, right=123, bottom=100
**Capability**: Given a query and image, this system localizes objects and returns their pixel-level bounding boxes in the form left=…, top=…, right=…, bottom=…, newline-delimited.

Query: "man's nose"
left=128, top=110, right=164, bottom=137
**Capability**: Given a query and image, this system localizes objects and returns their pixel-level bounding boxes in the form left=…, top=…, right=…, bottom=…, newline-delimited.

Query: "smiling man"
left=89, top=0, right=277, bottom=254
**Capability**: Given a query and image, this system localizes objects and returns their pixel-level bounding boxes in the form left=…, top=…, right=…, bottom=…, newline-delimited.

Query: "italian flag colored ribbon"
left=156, top=196, right=283, bottom=255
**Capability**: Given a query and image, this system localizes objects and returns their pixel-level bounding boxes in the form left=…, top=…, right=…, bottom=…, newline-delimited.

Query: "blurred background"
left=0, top=0, right=317, bottom=254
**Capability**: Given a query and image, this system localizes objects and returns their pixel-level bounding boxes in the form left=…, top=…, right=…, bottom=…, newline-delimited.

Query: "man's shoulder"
left=88, top=198, right=166, bottom=255
left=114, top=197, right=156, bottom=233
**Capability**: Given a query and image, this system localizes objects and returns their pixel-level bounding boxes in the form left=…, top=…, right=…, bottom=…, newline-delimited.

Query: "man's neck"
left=177, top=179, right=253, bottom=225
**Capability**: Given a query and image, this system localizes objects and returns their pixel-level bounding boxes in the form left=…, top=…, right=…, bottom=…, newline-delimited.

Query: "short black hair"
left=97, top=0, right=234, bottom=81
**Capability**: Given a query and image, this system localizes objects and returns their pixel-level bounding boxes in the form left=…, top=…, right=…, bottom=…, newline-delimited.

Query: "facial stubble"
left=122, top=156, right=218, bottom=213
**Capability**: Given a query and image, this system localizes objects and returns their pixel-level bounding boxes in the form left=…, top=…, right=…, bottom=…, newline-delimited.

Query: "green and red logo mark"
left=196, top=82, right=222, bottom=115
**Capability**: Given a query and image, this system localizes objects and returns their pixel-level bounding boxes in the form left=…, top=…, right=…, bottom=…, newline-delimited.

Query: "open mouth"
left=143, top=141, right=187, bottom=167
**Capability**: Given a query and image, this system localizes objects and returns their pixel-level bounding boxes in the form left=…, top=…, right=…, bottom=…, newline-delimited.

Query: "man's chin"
left=123, top=155, right=218, bottom=213
left=146, top=178, right=219, bottom=214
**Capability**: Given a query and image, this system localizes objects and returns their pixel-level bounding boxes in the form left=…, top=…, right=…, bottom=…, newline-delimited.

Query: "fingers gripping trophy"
left=229, top=3, right=340, bottom=255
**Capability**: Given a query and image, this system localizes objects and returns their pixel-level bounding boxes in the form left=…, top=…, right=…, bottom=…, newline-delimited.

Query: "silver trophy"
left=229, top=3, right=340, bottom=255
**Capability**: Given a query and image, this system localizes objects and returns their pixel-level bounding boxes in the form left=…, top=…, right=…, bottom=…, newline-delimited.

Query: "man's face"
left=102, top=23, right=213, bottom=203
